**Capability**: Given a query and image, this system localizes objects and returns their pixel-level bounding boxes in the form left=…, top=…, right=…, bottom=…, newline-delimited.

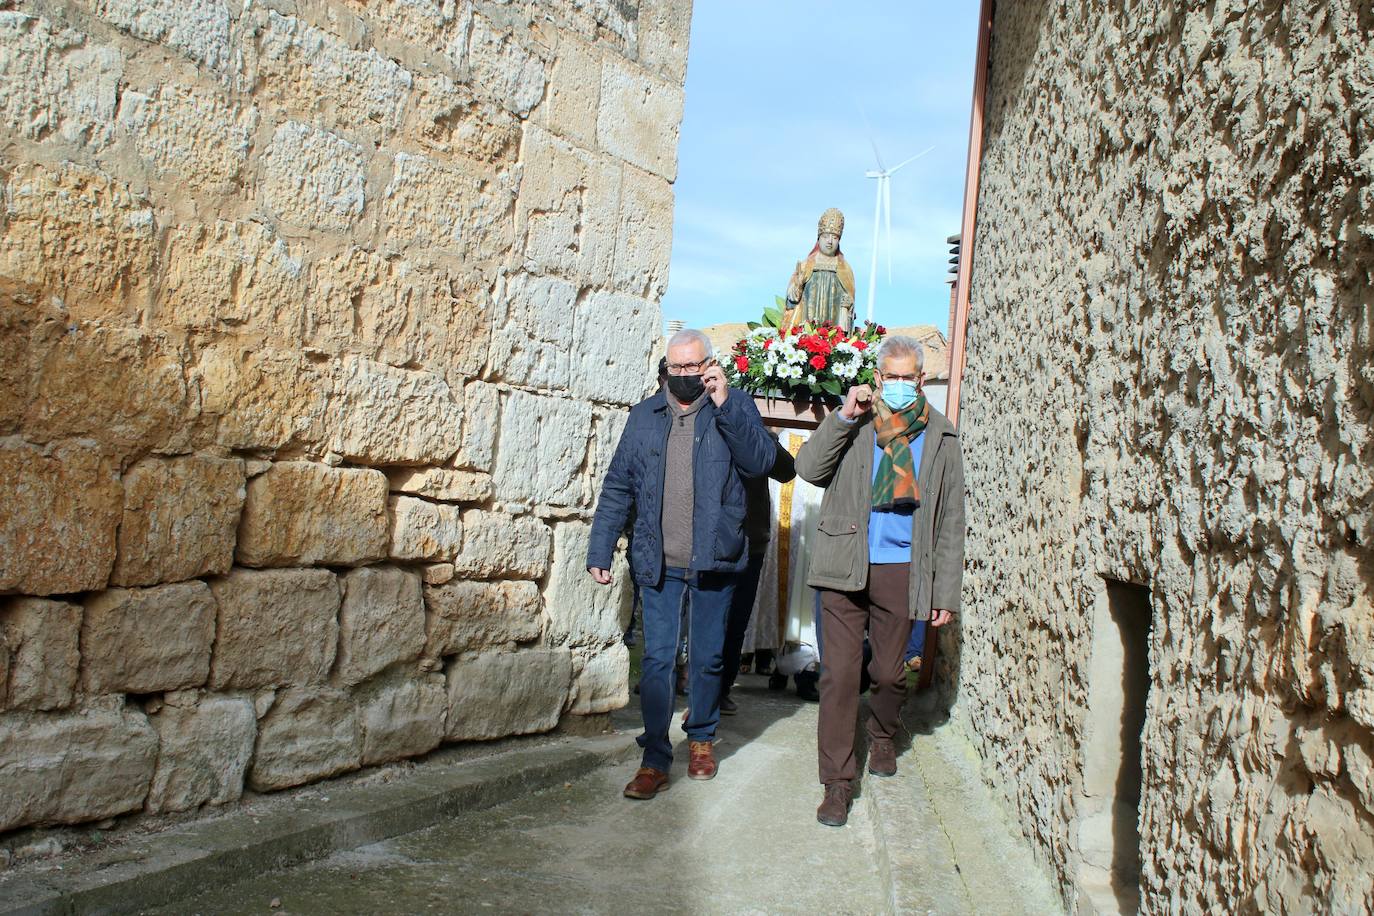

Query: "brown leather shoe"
left=868, top=738, right=898, bottom=777
left=817, top=782, right=852, bottom=827
left=687, top=740, right=717, bottom=780
left=623, top=767, right=669, bottom=799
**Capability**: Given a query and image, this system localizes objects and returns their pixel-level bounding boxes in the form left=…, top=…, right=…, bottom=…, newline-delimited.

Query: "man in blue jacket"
left=588, top=328, right=776, bottom=799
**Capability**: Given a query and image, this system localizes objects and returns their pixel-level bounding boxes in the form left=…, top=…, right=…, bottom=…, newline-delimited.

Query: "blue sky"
left=660, top=2, right=981, bottom=335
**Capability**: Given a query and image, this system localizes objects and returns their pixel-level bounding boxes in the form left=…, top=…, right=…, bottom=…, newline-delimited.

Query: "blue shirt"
left=869, top=434, right=921, bottom=564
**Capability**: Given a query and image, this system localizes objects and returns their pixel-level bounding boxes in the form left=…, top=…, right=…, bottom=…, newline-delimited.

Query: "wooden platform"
left=752, top=393, right=838, bottom=430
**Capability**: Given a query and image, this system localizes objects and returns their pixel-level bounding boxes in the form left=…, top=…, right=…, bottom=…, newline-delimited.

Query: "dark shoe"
left=795, top=671, right=820, bottom=702
left=623, top=767, right=670, bottom=799
left=740, top=652, right=754, bottom=673
left=816, top=782, right=852, bottom=827
left=719, top=695, right=738, bottom=716
left=688, top=740, right=717, bottom=780
left=868, top=738, right=898, bottom=777
left=768, top=672, right=788, bottom=691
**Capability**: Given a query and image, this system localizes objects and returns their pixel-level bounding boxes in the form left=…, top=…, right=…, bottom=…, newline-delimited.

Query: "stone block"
left=613, top=165, right=675, bottom=299
left=389, top=496, right=465, bottom=563
left=193, top=345, right=328, bottom=454
left=0, top=13, right=122, bottom=147
left=0, top=439, right=121, bottom=595
left=443, top=648, right=571, bottom=741
left=597, top=55, right=682, bottom=182
left=260, top=121, right=367, bottom=231
left=250, top=10, right=412, bottom=137
left=452, top=510, right=552, bottom=580
left=0, top=162, right=156, bottom=310
left=0, top=704, right=158, bottom=832
left=236, top=463, right=388, bottom=568
left=422, top=563, right=456, bottom=586
left=568, top=643, right=629, bottom=715
left=386, top=468, right=492, bottom=503
left=516, top=125, right=620, bottom=285
left=569, top=290, right=660, bottom=406
left=116, top=84, right=256, bottom=192
left=423, top=579, right=544, bottom=658
left=162, top=221, right=305, bottom=337
left=146, top=693, right=256, bottom=813
left=248, top=687, right=360, bottom=791
left=458, top=12, right=548, bottom=116
left=0, top=598, right=81, bottom=712
left=81, top=582, right=216, bottom=695
left=335, top=566, right=425, bottom=687
left=491, top=389, right=592, bottom=507
left=590, top=407, right=630, bottom=493
left=457, top=380, right=500, bottom=472
left=326, top=356, right=466, bottom=466
left=306, top=251, right=490, bottom=378
left=113, top=455, right=245, bottom=587
left=208, top=568, right=340, bottom=689
left=637, top=0, right=692, bottom=84
left=93, top=0, right=233, bottom=74
left=357, top=674, right=446, bottom=766
left=540, top=35, right=600, bottom=148
left=543, top=522, right=631, bottom=648
left=486, top=274, right=576, bottom=390
left=404, top=75, right=522, bottom=163
left=24, top=324, right=194, bottom=457
left=0, top=282, right=45, bottom=435
left=380, top=151, right=514, bottom=263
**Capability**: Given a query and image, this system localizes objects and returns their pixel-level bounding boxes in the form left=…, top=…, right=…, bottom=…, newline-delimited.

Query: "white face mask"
left=881, top=380, right=918, bottom=409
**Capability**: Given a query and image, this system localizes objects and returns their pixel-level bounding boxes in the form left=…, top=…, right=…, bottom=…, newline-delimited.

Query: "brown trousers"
left=817, top=562, right=913, bottom=785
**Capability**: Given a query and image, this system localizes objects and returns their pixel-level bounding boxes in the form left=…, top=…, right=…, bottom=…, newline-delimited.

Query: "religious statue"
left=784, top=207, right=857, bottom=331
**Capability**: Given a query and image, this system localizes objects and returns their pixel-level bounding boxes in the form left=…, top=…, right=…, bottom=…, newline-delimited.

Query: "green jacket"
left=794, top=406, right=966, bottom=621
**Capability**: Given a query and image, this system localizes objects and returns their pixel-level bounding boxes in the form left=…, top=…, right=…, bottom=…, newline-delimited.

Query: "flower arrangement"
left=725, top=301, right=886, bottom=400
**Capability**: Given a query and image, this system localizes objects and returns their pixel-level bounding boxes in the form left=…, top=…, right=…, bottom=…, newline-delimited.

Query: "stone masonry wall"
left=0, top=0, right=689, bottom=834
left=954, top=1, right=1372, bottom=913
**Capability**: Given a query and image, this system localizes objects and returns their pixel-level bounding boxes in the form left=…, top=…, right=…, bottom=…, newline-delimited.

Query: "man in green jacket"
left=795, top=335, right=966, bottom=827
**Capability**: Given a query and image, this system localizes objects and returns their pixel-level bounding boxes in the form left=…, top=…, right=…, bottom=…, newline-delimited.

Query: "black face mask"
left=666, top=373, right=705, bottom=402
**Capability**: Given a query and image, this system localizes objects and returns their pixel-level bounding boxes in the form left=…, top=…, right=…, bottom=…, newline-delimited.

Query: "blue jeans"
left=720, top=552, right=767, bottom=700
left=905, top=619, right=928, bottom=663
left=638, top=567, right=733, bottom=770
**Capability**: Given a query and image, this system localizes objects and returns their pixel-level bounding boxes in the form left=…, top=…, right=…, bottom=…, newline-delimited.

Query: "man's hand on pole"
left=702, top=363, right=729, bottom=407
left=841, top=384, right=874, bottom=421
left=588, top=567, right=612, bottom=585
left=930, top=609, right=953, bottom=627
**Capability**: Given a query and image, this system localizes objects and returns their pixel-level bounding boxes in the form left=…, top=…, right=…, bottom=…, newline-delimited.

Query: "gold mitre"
left=817, top=208, right=845, bottom=238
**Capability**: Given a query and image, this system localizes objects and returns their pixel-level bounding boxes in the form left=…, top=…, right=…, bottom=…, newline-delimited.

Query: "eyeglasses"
left=666, top=359, right=714, bottom=375
left=880, top=372, right=921, bottom=382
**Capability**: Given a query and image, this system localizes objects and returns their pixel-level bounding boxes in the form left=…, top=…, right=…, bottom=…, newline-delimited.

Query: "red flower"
left=809, top=354, right=827, bottom=370
left=876, top=325, right=887, bottom=335
left=853, top=340, right=868, bottom=351
left=735, top=355, right=750, bottom=373
left=762, top=337, right=773, bottom=349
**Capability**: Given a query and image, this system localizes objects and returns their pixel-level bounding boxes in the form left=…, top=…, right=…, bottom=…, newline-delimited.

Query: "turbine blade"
left=854, top=98, right=886, bottom=170
left=888, top=145, right=936, bottom=175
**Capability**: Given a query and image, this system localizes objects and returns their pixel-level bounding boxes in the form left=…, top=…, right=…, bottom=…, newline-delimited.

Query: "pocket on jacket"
left=713, top=501, right=746, bottom=563
left=810, top=514, right=860, bottom=580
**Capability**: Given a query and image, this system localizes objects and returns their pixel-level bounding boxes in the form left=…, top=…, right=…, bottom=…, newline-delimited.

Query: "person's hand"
left=702, top=363, right=729, bottom=407
left=841, top=384, right=873, bottom=420
left=930, top=608, right=953, bottom=627
left=588, top=567, right=612, bottom=585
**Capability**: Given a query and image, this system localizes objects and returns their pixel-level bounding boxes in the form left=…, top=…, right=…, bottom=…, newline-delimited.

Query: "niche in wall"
left=1075, top=578, right=1153, bottom=915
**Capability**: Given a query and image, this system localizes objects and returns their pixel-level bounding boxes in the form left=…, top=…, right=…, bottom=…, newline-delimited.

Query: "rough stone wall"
left=0, top=0, right=689, bottom=834
left=954, top=1, right=1372, bottom=912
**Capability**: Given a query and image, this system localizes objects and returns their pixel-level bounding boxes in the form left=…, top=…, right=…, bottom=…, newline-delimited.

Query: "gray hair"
left=875, top=335, right=925, bottom=373
left=666, top=327, right=713, bottom=358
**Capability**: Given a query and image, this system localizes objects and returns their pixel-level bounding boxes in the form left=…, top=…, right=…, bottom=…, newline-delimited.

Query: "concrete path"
left=156, top=677, right=1062, bottom=916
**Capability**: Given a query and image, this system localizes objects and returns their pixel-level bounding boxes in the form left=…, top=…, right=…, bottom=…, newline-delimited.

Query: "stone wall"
left=0, top=0, right=689, bottom=834
left=954, top=1, right=1372, bottom=913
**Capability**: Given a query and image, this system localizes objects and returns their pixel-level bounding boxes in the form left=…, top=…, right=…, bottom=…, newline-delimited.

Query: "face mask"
left=667, top=373, right=705, bottom=402
left=881, top=380, right=918, bottom=410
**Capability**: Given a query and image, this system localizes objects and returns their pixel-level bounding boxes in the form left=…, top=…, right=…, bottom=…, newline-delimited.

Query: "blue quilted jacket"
left=587, top=387, right=776, bottom=584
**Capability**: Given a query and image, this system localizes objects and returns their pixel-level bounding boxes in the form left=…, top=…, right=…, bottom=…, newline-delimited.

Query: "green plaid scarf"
left=871, top=394, right=930, bottom=512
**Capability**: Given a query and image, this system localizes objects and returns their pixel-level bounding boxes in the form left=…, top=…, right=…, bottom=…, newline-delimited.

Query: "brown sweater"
left=662, top=392, right=707, bottom=568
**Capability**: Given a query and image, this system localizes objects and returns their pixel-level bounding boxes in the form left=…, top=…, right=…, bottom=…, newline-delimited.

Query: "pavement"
left=2, top=675, right=1063, bottom=915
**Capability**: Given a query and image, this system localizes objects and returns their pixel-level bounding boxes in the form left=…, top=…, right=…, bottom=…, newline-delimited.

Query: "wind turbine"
left=864, top=141, right=934, bottom=323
